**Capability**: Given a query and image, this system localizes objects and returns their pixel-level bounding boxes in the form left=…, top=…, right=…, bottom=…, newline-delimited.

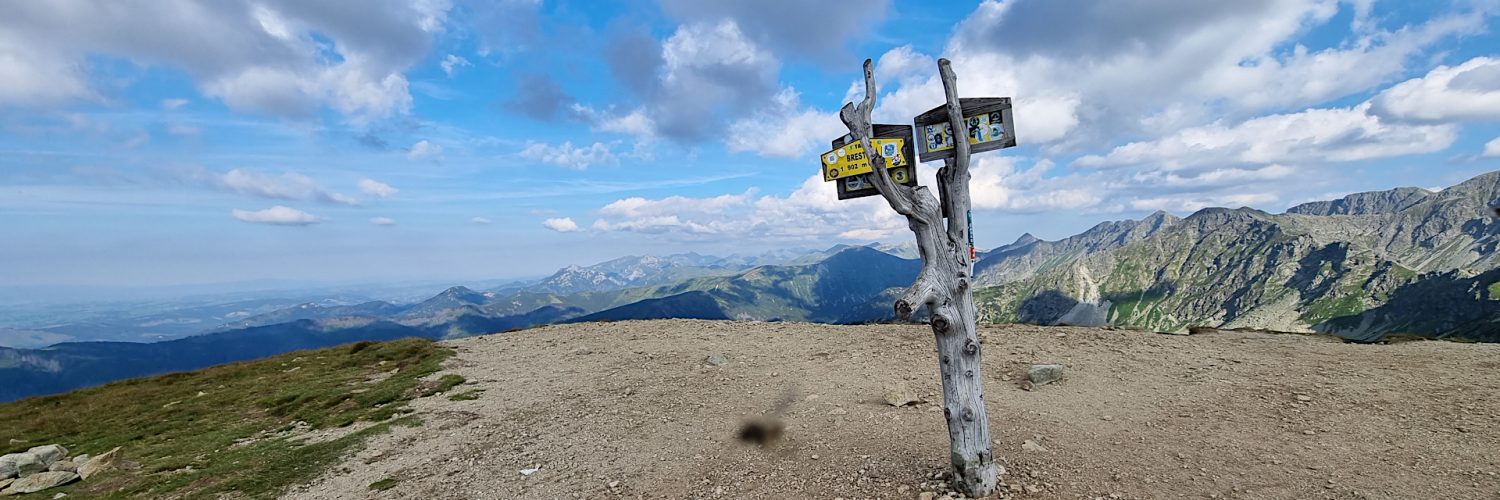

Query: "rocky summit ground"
left=285, top=320, right=1500, bottom=500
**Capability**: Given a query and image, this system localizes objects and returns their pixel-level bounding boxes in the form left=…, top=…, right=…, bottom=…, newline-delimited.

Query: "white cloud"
left=231, top=205, right=321, bottom=226
left=967, top=157, right=1106, bottom=213
left=1129, top=192, right=1280, bottom=213
left=0, top=36, right=92, bottom=106
left=440, top=54, right=471, bottom=77
left=1075, top=103, right=1457, bottom=170
left=520, top=141, right=617, bottom=169
left=1372, top=57, right=1500, bottom=122
left=725, top=88, right=844, bottom=159
left=542, top=217, right=581, bottom=232
left=596, top=108, right=656, bottom=138
left=1484, top=137, right=1500, bottom=158
left=203, top=168, right=359, bottom=206
left=838, top=228, right=894, bottom=241
left=471, top=216, right=491, bottom=224
left=407, top=140, right=443, bottom=161
left=837, top=0, right=1481, bottom=152
left=599, top=190, right=755, bottom=219
left=591, top=178, right=906, bottom=240
left=370, top=216, right=397, bottom=226
left=0, top=1, right=448, bottom=120
left=657, top=0, right=889, bottom=64
left=578, top=19, right=778, bottom=145
left=358, top=178, right=398, bottom=198
left=161, top=98, right=190, bottom=110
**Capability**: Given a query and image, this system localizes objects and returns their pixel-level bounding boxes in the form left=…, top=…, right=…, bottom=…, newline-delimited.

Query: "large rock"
left=26, top=446, right=66, bottom=467
left=78, top=447, right=121, bottom=480
left=1027, top=364, right=1064, bottom=387
left=10, top=454, right=43, bottom=478
left=46, top=460, right=76, bottom=473
left=0, top=455, right=17, bottom=480
left=2, top=471, right=77, bottom=494
left=0, top=478, right=11, bottom=492
left=882, top=382, right=924, bottom=407
left=703, top=353, right=729, bottom=367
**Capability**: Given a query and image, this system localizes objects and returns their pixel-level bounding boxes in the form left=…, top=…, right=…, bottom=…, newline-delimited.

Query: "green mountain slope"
left=975, top=171, right=1500, bottom=340
left=0, top=337, right=459, bottom=498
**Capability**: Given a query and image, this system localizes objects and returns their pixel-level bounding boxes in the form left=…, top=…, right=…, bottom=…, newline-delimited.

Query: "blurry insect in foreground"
left=736, top=387, right=797, bottom=447
left=1489, top=198, right=1500, bottom=218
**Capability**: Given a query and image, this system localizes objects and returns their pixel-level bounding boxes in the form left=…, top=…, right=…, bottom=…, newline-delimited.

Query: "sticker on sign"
left=914, top=97, right=1015, bottom=163
left=820, top=138, right=907, bottom=181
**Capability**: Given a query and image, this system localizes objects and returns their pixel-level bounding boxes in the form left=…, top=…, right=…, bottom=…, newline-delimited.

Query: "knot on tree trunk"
left=894, top=299, right=914, bottom=320
left=931, top=314, right=950, bottom=334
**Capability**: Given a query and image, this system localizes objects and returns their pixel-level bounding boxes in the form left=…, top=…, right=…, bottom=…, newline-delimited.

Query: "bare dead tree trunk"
left=839, top=58, right=1000, bottom=497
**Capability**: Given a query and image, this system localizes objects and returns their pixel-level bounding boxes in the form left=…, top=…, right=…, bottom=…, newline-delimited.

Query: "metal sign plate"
left=821, top=138, right=908, bottom=181
left=913, top=97, right=1016, bottom=163
left=829, top=124, right=918, bottom=200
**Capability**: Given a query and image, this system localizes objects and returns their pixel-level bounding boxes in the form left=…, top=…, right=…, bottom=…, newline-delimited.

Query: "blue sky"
left=3, top=0, right=1500, bottom=287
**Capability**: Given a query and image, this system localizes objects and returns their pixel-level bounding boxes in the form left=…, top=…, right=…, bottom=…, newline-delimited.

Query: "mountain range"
left=4, top=171, right=1498, bottom=402
left=0, top=246, right=917, bottom=402
left=974, top=171, right=1500, bottom=342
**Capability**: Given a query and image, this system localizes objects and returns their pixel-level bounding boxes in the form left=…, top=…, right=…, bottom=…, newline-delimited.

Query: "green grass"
left=0, top=338, right=454, bottom=499
left=447, top=389, right=484, bottom=401
left=432, top=374, right=466, bottom=394
left=368, top=478, right=399, bottom=491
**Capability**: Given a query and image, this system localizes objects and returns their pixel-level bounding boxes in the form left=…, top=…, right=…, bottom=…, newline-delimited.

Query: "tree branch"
left=937, top=58, right=973, bottom=268
left=841, top=59, right=928, bottom=224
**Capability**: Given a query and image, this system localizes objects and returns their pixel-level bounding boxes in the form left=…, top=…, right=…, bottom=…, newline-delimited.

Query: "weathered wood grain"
left=838, top=58, right=1001, bottom=497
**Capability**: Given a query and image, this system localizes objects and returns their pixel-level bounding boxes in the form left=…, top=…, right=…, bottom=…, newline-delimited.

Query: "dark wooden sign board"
left=914, top=97, right=1015, bottom=163
left=832, top=124, right=917, bottom=200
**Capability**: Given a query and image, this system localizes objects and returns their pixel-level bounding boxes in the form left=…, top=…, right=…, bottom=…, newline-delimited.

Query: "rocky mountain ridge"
left=974, top=171, right=1500, bottom=341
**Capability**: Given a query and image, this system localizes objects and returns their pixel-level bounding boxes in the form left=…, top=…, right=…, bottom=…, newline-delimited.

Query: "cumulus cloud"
left=504, top=73, right=578, bottom=121
left=1075, top=103, right=1456, bottom=170
left=653, top=20, right=779, bottom=140
left=358, top=178, right=398, bottom=198
left=1372, top=57, right=1500, bottom=122
left=370, top=216, right=396, bottom=226
left=0, top=1, right=449, bottom=120
left=440, top=54, right=471, bottom=77
left=725, top=88, right=845, bottom=159
left=407, top=140, right=442, bottom=161
left=590, top=179, right=906, bottom=240
left=542, top=217, right=581, bottom=232
left=1484, top=137, right=1500, bottom=158
left=520, top=141, right=617, bottom=169
left=573, top=1, right=1490, bottom=242
left=658, top=0, right=890, bottom=64
left=602, top=23, right=661, bottom=95
left=471, top=216, right=491, bottom=224
left=578, top=20, right=778, bottom=143
left=231, top=205, right=321, bottom=226
left=841, top=0, right=1483, bottom=151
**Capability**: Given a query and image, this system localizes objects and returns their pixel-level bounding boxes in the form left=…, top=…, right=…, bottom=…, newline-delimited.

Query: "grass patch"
left=369, top=478, right=399, bottom=491
left=433, top=374, right=466, bottom=393
left=0, top=338, right=454, bottom=498
left=447, top=389, right=484, bottom=401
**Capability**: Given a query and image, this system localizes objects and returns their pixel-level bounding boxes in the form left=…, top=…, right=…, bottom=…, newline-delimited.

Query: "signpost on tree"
left=827, top=58, right=1014, bottom=497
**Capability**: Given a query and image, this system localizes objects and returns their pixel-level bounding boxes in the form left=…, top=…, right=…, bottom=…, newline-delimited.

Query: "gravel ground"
left=285, top=320, right=1500, bottom=500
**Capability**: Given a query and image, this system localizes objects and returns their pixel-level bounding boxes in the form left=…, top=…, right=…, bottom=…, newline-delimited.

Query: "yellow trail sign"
left=821, top=138, right=907, bottom=182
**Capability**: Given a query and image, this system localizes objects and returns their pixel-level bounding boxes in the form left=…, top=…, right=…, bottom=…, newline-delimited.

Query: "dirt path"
left=285, top=320, right=1500, bottom=500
